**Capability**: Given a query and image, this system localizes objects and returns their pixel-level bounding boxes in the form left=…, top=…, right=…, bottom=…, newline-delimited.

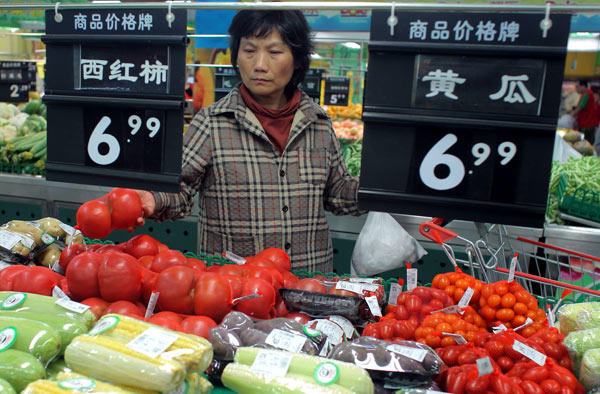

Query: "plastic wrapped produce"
left=580, top=348, right=600, bottom=392
left=558, top=302, right=600, bottom=335
left=564, top=327, right=600, bottom=374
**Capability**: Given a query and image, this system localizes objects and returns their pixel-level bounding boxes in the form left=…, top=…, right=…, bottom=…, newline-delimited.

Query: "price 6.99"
left=419, top=133, right=517, bottom=191
left=87, top=114, right=161, bottom=166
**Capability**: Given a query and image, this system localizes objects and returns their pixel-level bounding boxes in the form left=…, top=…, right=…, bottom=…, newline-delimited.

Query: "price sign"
left=359, top=11, right=570, bottom=227
left=214, top=67, right=242, bottom=101
left=42, top=8, right=186, bottom=191
left=301, top=69, right=324, bottom=104
left=0, top=61, right=37, bottom=102
left=324, top=77, right=349, bottom=106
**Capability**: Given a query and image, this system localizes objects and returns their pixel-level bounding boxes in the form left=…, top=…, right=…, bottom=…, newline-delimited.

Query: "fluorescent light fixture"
left=10, top=28, right=19, bottom=33
left=92, top=0, right=121, bottom=3
left=342, top=42, right=361, bottom=49
left=310, top=53, right=321, bottom=59
left=567, top=36, right=600, bottom=52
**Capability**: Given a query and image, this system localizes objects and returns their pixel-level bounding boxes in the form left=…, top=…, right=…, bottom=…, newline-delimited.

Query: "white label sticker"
left=313, top=319, right=344, bottom=345
left=458, top=287, right=474, bottom=308
left=0, top=231, right=23, bottom=250
left=52, top=286, right=70, bottom=299
left=58, top=378, right=96, bottom=391
left=56, top=298, right=90, bottom=314
left=365, top=295, right=382, bottom=317
left=387, top=344, right=428, bottom=362
left=224, top=251, right=246, bottom=265
left=145, top=291, right=160, bottom=319
left=388, top=283, right=402, bottom=306
left=328, top=315, right=355, bottom=339
left=51, top=260, right=65, bottom=275
left=477, top=357, right=494, bottom=376
left=348, top=277, right=379, bottom=284
left=0, top=261, right=12, bottom=271
left=335, top=281, right=364, bottom=295
left=512, top=340, right=547, bottom=366
left=250, top=349, right=293, bottom=377
left=547, top=308, right=556, bottom=328
left=1, top=293, right=27, bottom=309
left=492, top=324, right=508, bottom=334
left=126, top=327, right=179, bottom=359
left=59, top=222, right=76, bottom=236
left=406, top=268, right=418, bottom=291
left=265, top=329, right=307, bottom=353
left=89, top=316, right=119, bottom=335
left=432, top=305, right=464, bottom=315
left=442, top=332, right=467, bottom=345
left=314, top=362, right=339, bottom=386
left=514, top=317, right=534, bottom=331
left=41, top=233, right=55, bottom=245
left=508, top=255, right=518, bottom=283
left=0, top=327, right=17, bottom=352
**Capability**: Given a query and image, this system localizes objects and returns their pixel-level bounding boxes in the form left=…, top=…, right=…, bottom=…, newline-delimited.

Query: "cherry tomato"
left=521, top=366, right=549, bottom=383
left=540, top=379, right=562, bottom=394
left=446, top=370, right=469, bottom=393
left=514, top=302, right=528, bottom=315
left=406, top=295, right=423, bottom=313
left=465, top=375, right=491, bottom=394
left=487, top=294, right=502, bottom=308
left=521, top=380, right=544, bottom=394
left=494, top=283, right=509, bottom=296
left=542, top=342, right=564, bottom=360
left=481, top=284, right=495, bottom=300
left=496, top=308, right=515, bottom=322
left=559, top=356, right=573, bottom=371
left=501, top=293, right=516, bottom=308
left=457, top=350, right=479, bottom=365
left=496, top=356, right=514, bottom=373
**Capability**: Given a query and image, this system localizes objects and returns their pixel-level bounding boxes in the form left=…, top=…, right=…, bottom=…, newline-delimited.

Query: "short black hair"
left=228, top=10, right=313, bottom=96
left=578, top=80, right=589, bottom=88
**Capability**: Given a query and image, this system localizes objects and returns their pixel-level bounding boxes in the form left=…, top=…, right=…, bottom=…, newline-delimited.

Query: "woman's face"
left=236, top=28, right=295, bottom=109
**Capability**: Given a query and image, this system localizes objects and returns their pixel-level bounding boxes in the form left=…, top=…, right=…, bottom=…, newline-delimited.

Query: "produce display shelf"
left=557, top=172, right=600, bottom=224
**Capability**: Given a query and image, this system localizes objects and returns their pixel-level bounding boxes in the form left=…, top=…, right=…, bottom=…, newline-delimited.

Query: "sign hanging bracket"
left=54, top=2, right=63, bottom=23
left=387, top=2, right=398, bottom=36
left=540, top=3, right=553, bottom=38
left=166, top=1, right=175, bottom=28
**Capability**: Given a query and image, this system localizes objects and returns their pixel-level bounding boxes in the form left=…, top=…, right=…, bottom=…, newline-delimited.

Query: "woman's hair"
left=228, top=10, right=314, bottom=96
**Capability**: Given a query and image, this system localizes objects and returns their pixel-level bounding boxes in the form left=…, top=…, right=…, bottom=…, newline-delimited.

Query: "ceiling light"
left=342, top=42, right=361, bottom=49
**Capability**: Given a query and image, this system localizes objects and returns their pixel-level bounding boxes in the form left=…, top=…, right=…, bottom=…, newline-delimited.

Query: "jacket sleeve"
left=323, top=126, right=366, bottom=216
left=150, top=110, right=212, bottom=221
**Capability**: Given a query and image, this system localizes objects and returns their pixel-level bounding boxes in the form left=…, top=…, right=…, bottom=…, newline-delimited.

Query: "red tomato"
left=141, top=267, right=158, bottom=304
left=441, top=347, right=461, bottom=366
left=413, top=287, right=432, bottom=302
left=58, top=243, right=88, bottom=272
left=281, top=271, right=299, bottom=288
left=138, top=255, right=154, bottom=270
left=81, top=297, right=109, bottom=318
left=458, top=350, right=479, bottom=365
left=154, top=266, right=196, bottom=314
left=180, top=316, right=217, bottom=339
left=0, top=265, right=27, bottom=291
left=559, top=356, right=572, bottom=371
left=234, top=277, right=276, bottom=319
left=521, top=380, right=544, bottom=394
left=12, top=266, right=63, bottom=296
left=465, top=375, right=490, bottom=394
left=496, top=356, right=515, bottom=373
left=150, top=250, right=187, bottom=273
left=491, top=373, right=525, bottom=394
left=405, top=295, right=423, bottom=313
left=193, top=273, right=233, bottom=323
left=548, top=365, right=578, bottom=389
left=540, top=379, right=562, bottom=394
left=150, top=311, right=183, bottom=323
left=245, top=266, right=276, bottom=287
left=273, top=297, right=289, bottom=317
left=244, top=256, right=280, bottom=271
left=220, top=274, right=244, bottom=299
left=522, top=366, right=549, bottom=383
left=254, top=248, right=291, bottom=272
left=107, top=188, right=143, bottom=230
left=379, top=323, right=394, bottom=339
left=124, top=234, right=159, bottom=258
left=97, top=252, right=143, bottom=302
left=541, top=342, right=564, bottom=360
left=104, top=300, right=144, bottom=317
left=394, top=305, right=409, bottom=320
left=147, top=315, right=182, bottom=331
left=285, top=312, right=311, bottom=325
left=328, top=287, right=358, bottom=297
left=218, top=264, right=246, bottom=277
left=66, top=252, right=103, bottom=300
left=394, top=320, right=415, bottom=339
left=292, top=278, right=326, bottom=293
left=76, top=199, right=112, bottom=239
left=446, top=370, right=469, bottom=393
left=187, top=258, right=207, bottom=272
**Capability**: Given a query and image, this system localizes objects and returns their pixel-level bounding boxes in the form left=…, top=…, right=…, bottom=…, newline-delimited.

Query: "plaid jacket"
left=152, top=86, right=362, bottom=272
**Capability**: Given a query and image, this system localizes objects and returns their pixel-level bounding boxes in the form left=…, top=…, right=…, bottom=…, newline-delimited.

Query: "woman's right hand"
left=127, top=190, right=156, bottom=232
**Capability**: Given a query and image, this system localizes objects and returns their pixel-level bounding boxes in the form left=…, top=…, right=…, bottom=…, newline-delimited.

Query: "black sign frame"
left=324, top=76, right=350, bottom=107
left=0, top=61, right=37, bottom=102
left=359, top=11, right=571, bottom=227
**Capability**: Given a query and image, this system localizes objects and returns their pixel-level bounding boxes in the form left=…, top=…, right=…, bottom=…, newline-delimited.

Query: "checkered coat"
left=153, top=86, right=362, bottom=272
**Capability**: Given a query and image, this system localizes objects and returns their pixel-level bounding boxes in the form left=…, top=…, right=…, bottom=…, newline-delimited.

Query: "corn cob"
left=22, top=376, right=138, bottom=394
left=64, top=335, right=185, bottom=392
left=96, top=314, right=213, bottom=372
left=56, top=372, right=157, bottom=394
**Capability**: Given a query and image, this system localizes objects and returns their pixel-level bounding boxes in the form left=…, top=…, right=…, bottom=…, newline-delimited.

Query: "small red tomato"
left=540, top=379, right=562, bottom=394
left=81, top=297, right=109, bottom=318
left=180, top=316, right=217, bottom=339
left=405, top=295, right=423, bottom=313
left=521, top=366, right=549, bottom=383
left=285, top=312, right=311, bottom=325
left=394, top=305, right=409, bottom=320
left=292, top=278, right=326, bottom=293
left=496, top=356, right=515, bottom=373
left=147, top=315, right=182, bottom=331
left=104, top=300, right=144, bottom=317
left=521, top=380, right=544, bottom=394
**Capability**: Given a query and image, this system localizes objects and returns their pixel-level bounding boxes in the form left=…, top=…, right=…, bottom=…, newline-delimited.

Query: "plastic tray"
left=557, top=172, right=600, bottom=223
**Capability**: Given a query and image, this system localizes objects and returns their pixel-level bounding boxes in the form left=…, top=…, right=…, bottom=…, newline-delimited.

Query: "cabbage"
left=564, top=327, right=600, bottom=373
left=558, top=302, right=600, bottom=335
left=580, top=348, right=600, bottom=391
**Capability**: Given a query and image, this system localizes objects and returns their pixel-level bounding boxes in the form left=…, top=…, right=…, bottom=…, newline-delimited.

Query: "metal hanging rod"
left=0, top=2, right=599, bottom=12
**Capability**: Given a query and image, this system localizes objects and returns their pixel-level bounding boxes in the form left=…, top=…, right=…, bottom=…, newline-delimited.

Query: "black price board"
left=359, top=11, right=571, bottom=227
left=42, top=8, right=187, bottom=191
left=214, top=67, right=241, bottom=101
left=0, top=61, right=37, bottom=102
left=324, top=77, right=350, bottom=106
left=301, top=69, right=324, bottom=104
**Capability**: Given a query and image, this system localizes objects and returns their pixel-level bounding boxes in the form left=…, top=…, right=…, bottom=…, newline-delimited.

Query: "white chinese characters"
left=422, top=69, right=465, bottom=100
left=489, top=75, right=536, bottom=104
left=408, top=19, right=519, bottom=43
left=81, top=58, right=168, bottom=86
left=74, top=12, right=153, bottom=32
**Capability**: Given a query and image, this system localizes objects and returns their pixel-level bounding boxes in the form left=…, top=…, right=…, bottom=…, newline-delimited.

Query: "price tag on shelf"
left=388, top=282, right=402, bottom=306
left=406, top=268, right=418, bottom=291
left=265, top=329, right=307, bottom=353
left=477, top=357, right=494, bottom=377
left=365, top=296, right=382, bottom=317
left=250, top=349, right=293, bottom=377
left=512, top=340, right=547, bottom=366
left=508, top=253, right=518, bottom=283
left=387, top=344, right=428, bottom=362
left=56, top=298, right=90, bottom=314
left=441, top=332, right=467, bottom=345
left=126, top=327, right=179, bottom=359
left=458, top=287, right=474, bottom=308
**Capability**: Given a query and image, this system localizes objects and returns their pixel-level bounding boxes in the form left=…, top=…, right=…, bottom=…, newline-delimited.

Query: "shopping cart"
left=419, top=219, right=600, bottom=312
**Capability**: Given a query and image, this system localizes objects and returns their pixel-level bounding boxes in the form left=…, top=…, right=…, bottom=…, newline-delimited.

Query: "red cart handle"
left=419, top=218, right=458, bottom=245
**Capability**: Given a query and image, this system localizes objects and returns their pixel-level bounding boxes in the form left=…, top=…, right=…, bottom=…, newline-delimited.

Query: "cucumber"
left=222, top=363, right=354, bottom=394
left=0, top=349, right=45, bottom=392
left=0, top=316, right=61, bottom=365
left=0, top=378, right=16, bottom=394
left=233, top=347, right=374, bottom=394
left=46, top=358, right=71, bottom=381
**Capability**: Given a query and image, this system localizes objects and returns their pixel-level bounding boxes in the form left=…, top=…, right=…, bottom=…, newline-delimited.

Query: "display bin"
left=557, top=172, right=600, bottom=224
left=0, top=163, right=45, bottom=176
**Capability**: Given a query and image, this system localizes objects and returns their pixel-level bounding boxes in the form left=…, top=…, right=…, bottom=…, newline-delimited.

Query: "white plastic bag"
left=351, top=212, right=427, bottom=276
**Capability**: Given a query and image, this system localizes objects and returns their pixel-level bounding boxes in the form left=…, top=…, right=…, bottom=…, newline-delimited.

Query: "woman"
left=135, top=10, right=362, bottom=273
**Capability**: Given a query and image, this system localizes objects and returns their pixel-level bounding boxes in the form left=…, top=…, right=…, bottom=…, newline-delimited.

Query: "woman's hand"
left=126, top=190, right=156, bottom=232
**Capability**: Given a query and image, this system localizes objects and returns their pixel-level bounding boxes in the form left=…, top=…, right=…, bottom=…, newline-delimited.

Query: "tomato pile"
left=432, top=271, right=485, bottom=307
left=414, top=310, right=487, bottom=348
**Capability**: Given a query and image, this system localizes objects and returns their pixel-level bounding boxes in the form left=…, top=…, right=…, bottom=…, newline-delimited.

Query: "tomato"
left=107, top=188, right=143, bottom=230
left=81, top=297, right=109, bottom=318
left=521, top=366, right=549, bottom=383
left=437, top=276, right=450, bottom=289
left=442, top=347, right=461, bottom=365
left=66, top=252, right=103, bottom=300
left=281, top=271, right=299, bottom=288
left=494, top=283, right=509, bottom=296
left=97, top=252, right=143, bottom=302
left=245, top=266, right=276, bottom=286
left=147, top=315, right=182, bottom=331
left=219, top=264, right=246, bottom=277
left=484, top=340, right=505, bottom=360
left=151, top=311, right=183, bottom=323
left=394, top=320, right=415, bottom=339
left=362, top=323, right=378, bottom=338
left=104, top=300, right=144, bottom=317
left=244, top=256, right=280, bottom=271
left=496, top=356, right=514, bottom=373
left=487, top=294, right=501, bottom=308
left=425, top=334, right=441, bottom=348
left=234, top=277, right=276, bottom=319
left=328, top=287, right=358, bottom=297
left=254, top=248, right=291, bottom=272
left=154, top=266, right=196, bottom=314
left=58, top=243, right=88, bottom=272
left=137, top=255, right=154, bottom=270
left=221, top=274, right=243, bottom=299
left=11, top=266, right=64, bottom=296
left=379, top=323, right=394, bottom=339
left=501, top=293, right=516, bottom=308
left=491, top=373, right=525, bottom=394
left=540, top=379, right=562, bottom=394
left=180, top=316, right=217, bottom=339
left=193, top=273, right=233, bottom=323
left=446, top=370, right=469, bottom=393
left=405, top=295, right=423, bottom=313
left=458, top=350, right=479, bottom=365
left=560, top=387, right=574, bottom=394
left=548, top=365, right=578, bottom=389
left=76, top=199, right=112, bottom=239
left=394, top=305, right=409, bottom=320
left=496, top=308, right=515, bottom=322
left=150, top=250, right=187, bottom=273
left=465, top=375, right=490, bottom=394
left=480, top=306, right=497, bottom=321
left=413, top=287, right=431, bottom=302
left=559, top=356, right=572, bottom=371
left=521, top=380, right=544, bottom=394
left=123, top=234, right=159, bottom=258
left=542, top=342, right=564, bottom=360
left=286, top=312, right=311, bottom=324
left=292, top=278, right=326, bottom=293
left=441, top=336, right=457, bottom=348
